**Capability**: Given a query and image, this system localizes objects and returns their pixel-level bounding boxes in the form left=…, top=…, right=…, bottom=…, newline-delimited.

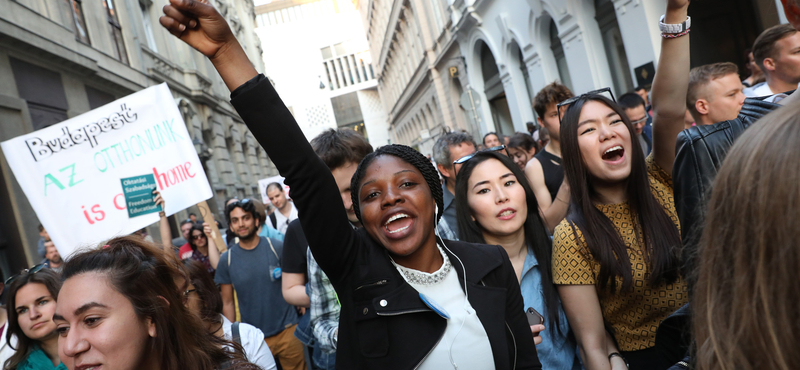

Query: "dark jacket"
left=673, top=97, right=782, bottom=290
left=231, top=75, right=541, bottom=370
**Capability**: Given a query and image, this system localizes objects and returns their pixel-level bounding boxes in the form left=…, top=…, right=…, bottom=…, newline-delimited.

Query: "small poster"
left=120, top=174, right=161, bottom=218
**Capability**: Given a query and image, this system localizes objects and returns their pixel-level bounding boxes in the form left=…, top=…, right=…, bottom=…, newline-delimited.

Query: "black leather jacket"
left=673, top=97, right=782, bottom=291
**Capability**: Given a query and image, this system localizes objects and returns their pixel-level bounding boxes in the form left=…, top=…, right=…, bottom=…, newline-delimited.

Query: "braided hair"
left=350, top=144, right=443, bottom=225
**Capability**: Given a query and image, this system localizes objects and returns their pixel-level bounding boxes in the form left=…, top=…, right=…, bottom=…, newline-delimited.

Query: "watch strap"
left=659, top=15, right=691, bottom=34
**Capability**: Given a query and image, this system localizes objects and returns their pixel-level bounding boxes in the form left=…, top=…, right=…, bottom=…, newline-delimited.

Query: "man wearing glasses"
left=619, top=92, right=653, bottom=156
left=432, top=132, right=477, bottom=240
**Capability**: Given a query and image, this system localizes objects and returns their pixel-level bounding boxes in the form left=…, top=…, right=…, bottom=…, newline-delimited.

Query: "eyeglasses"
left=630, top=116, right=648, bottom=126
left=453, top=145, right=510, bottom=165
left=4, top=263, right=46, bottom=285
left=192, top=234, right=206, bottom=240
left=557, top=87, right=616, bottom=125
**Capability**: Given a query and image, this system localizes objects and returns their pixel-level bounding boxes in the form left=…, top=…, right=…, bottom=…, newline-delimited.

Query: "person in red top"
left=178, top=219, right=195, bottom=259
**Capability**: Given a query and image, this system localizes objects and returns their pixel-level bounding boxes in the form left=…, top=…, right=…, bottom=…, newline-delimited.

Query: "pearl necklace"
left=391, top=244, right=452, bottom=286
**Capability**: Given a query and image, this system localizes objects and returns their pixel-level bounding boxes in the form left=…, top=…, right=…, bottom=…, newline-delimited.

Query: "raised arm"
left=650, top=0, right=691, bottom=174
left=160, top=0, right=256, bottom=91
left=153, top=190, right=175, bottom=261
left=161, top=0, right=359, bottom=285
left=203, top=222, right=221, bottom=269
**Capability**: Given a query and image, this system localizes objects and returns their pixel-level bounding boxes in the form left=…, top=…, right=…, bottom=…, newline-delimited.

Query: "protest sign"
left=0, top=83, right=212, bottom=258
left=258, top=175, right=291, bottom=204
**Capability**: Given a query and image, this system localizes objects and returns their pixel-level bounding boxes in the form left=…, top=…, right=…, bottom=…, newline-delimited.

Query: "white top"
left=273, top=202, right=298, bottom=234
left=744, top=81, right=777, bottom=98
left=0, top=312, right=17, bottom=369
left=395, top=248, right=496, bottom=370
left=221, top=314, right=277, bottom=370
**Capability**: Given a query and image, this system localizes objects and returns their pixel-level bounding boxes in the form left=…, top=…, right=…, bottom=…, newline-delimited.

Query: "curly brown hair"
left=533, top=82, right=574, bottom=118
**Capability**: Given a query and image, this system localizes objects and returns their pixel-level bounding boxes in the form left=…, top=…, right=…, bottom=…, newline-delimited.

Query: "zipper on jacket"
left=376, top=309, right=430, bottom=316
left=355, top=279, right=387, bottom=291
left=505, top=322, right=517, bottom=370
left=414, top=329, right=445, bottom=370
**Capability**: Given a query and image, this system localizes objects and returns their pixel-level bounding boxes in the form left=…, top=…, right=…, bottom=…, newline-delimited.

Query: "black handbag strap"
left=232, top=322, right=241, bottom=346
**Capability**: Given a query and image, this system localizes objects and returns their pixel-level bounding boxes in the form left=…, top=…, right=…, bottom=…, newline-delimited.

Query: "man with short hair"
left=189, top=212, right=199, bottom=224
left=216, top=200, right=304, bottom=370
left=525, top=82, right=573, bottom=232
left=686, top=62, right=746, bottom=126
left=42, top=241, right=63, bottom=273
left=619, top=92, right=653, bottom=156
left=674, top=1, right=800, bottom=291
left=432, top=132, right=477, bottom=240
left=36, top=224, right=49, bottom=259
left=635, top=85, right=650, bottom=107
left=745, top=23, right=800, bottom=98
left=280, top=128, right=373, bottom=369
left=267, top=183, right=298, bottom=234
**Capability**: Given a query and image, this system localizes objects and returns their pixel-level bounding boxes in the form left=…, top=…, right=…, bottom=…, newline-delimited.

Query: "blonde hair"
left=694, top=102, right=800, bottom=370
left=686, top=62, right=739, bottom=119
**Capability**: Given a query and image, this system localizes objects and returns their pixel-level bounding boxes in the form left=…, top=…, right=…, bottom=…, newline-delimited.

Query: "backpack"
left=269, top=212, right=277, bottom=230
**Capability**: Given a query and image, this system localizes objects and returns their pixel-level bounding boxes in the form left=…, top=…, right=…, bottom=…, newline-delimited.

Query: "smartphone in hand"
left=526, top=307, right=544, bottom=326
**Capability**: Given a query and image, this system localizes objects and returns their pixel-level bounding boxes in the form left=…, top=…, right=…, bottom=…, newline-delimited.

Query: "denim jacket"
left=519, top=246, right=582, bottom=370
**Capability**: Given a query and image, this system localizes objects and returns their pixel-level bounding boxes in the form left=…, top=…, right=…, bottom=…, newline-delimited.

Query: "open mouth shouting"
left=602, top=145, right=625, bottom=164
left=382, top=212, right=415, bottom=239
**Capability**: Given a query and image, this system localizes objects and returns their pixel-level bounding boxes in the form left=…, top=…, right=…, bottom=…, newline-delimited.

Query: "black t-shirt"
left=534, top=149, right=564, bottom=201
left=281, top=218, right=308, bottom=275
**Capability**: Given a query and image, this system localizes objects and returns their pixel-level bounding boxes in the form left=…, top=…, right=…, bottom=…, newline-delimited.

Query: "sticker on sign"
left=121, top=174, right=161, bottom=218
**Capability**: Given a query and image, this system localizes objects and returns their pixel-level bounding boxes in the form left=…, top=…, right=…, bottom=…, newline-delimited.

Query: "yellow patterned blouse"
left=552, top=156, right=688, bottom=351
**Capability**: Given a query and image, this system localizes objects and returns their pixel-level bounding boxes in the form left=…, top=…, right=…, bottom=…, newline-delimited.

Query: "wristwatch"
left=659, top=15, right=691, bottom=34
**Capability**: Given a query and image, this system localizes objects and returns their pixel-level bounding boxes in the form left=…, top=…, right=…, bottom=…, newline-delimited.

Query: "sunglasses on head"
left=453, top=145, right=509, bottom=165
left=557, top=87, right=616, bottom=125
left=228, top=198, right=251, bottom=208
left=4, top=263, right=46, bottom=285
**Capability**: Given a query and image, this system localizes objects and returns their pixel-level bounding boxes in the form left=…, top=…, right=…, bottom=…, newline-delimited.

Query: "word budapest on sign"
left=0, top=83, right=212, bottom=258
left=121, top=174, right=161, bottom=218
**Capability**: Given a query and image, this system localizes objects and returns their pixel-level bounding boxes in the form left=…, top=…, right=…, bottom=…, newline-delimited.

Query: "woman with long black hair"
left=551, top=1, right=691, bottom=369
left=455, top=150, right=580, bottom=369
left=159, top=1, right=540, bottom=368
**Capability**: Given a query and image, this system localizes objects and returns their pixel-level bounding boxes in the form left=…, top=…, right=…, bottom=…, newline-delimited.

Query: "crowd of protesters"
left=1, top=0, right=800, bottom=369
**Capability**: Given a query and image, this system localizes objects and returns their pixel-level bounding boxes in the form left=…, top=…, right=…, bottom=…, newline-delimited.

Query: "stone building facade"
left=361, top=0, right=789, bottom=155
left=358, top=0, right=471, bottom=155
left=0, top=0, right=276, bottom=274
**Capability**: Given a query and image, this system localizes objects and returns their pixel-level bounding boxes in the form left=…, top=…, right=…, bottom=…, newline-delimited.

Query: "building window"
left=10, top=58, right=69, bottom=131
left=103, top=0, right=128, bottom=64
left=140, top=2, right=158, bottom=52
left=68, top=0, right=90, bottom=44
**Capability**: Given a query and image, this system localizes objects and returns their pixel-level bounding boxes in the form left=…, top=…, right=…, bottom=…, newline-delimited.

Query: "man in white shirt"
left=744, top=23, right=800, bottom=98
left=267, top=182, right=298, bottom=234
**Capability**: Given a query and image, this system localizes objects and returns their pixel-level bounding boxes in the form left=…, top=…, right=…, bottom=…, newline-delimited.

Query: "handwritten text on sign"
left=0, top=83, right=213, bottom=257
